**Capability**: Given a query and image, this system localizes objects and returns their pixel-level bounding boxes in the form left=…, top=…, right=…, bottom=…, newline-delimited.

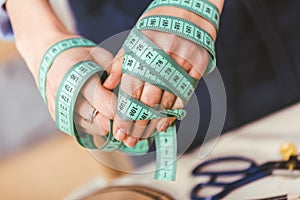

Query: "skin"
left=6, top=0, right=224, bottom=147
left=6, top=0, right=116, bottom=138
left=103, top=2, right=225, bottom=147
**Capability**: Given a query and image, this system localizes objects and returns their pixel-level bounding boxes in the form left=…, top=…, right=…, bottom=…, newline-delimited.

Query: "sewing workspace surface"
left=0, top=90, right=299, bottom=199
left=74, top=102, right=300, bottom=200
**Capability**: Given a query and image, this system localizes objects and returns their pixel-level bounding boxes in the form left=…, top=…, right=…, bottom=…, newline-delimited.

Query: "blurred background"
left=0, top=0, right=75, bottom=160
left=0, top=38, right=58, bottom=158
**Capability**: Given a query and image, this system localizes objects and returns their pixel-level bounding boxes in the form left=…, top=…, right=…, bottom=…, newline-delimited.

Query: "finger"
left=156, top=92, right=184, bottom=132
left=188, top=57, right=209, bottom=80
left=173, top=39, right=210, bottom=80
left=140, top=82, right=163, bottom=107
left=129, top=121, right=149, bottom=139
left=153, top=49, right=190, bottom=132
left=160, top=90, right=176, bottom=110
left=187, top=48, right=210, bottom=79
left=156, top=117, right=176, bottom=132
left=156, top=97, right=183, bottom=132
left=141, top=30, right=176, bottom=53
left=113, top=74, right=144, bottom=140
left=113, top=114, right=132, bottom=141
left=171, top=96, right=185, bottom=112
left=74, top=113, right=109, bottom=136
left=130, top=82, right=163, bottom=138
left=90, top=47, right=114, bottom=72
left=168, top=51, right=193, bottom=72
left=144, top=29, right=208, bottom=80
left=102, top=49, right=124, bottom=90
left=74, top=95, right=110, bottom=135
left=142, top=118, right=160, bottom=138
left=120, top=74, right=144, bottom=98
left=123, top=135, right=138, bottom=147
left=155, top=91, right=176, bottom=132
left=142, top=30, right=194, bottom=73
left=81, top=75, right=118, bottom=119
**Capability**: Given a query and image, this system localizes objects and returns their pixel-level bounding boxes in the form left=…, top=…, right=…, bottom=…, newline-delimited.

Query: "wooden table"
left=0, top=133, right=127, bottom=200
left=0, top=41, right=19, bottom=63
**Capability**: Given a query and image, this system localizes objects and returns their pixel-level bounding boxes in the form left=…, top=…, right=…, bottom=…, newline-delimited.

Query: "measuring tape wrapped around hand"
left=145, top=0, right=220, bottom=32
left=38, top=0, right=219, bottom=181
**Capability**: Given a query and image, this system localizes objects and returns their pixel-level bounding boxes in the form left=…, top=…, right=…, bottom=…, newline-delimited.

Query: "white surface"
left=111, top=102, right=300, bottom=199
left=67, top=102, right=300, bottom=199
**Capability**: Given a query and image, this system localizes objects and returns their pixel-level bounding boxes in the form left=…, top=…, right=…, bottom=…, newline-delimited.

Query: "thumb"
left=103, top=49, right=124, bottom=90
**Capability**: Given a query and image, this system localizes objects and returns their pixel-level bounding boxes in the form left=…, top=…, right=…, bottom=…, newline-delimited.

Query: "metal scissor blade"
left=272, top=169, right=300, bottom=177
left=254, top=194, right=300, bottom=200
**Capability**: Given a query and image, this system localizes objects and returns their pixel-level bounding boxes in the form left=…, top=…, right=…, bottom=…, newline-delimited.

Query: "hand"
left=6, top=0, right=118, bottom=138
left=45, top=40, right=118, bottom=137
left=103, top=29, right=210, bottom=147
left=101, top=5, right=217, bottom=147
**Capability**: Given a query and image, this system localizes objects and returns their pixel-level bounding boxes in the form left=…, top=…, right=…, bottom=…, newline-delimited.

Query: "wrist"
left=140, top=0, right=224, bottom=41
left=141, top=6, right=217, bottom=40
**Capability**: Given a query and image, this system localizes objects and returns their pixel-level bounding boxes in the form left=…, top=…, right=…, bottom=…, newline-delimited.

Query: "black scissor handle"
left=192, top=156, right=257, bottom=176
left=191, top=170, right=270, bottom=200
left=191, top=182, right=227, bottom=200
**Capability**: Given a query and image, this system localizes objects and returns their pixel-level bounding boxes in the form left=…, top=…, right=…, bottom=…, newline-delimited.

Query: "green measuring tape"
left=120, top=27, right=192, bottom=181
left=123, top=26, right=199, bottom=105
left=38, top=38, right=96, bottom=104
left=55, top=61, right=101, bottom=137
left=117, top=90, right=186, bottom=122
left=54, top=58, right=182, bottom=180
left=145, top=0, right=220, bottom=31
left=154, top=125, right=177, bottom=180
left=39, top=0, right=219, bottom=182
left=55, top=60, right=151, bottom=153
left=137, top=15, right=216, bottom=75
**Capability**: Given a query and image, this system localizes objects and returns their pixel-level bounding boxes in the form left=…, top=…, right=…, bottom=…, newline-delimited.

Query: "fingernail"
left=103, top=75, right=113, bottom=87
left=125, top=137, right=137, bottom=147
left=116, top=129, right=126, bottom=141
left=159, top=122, right=169, bottom=132
left=106, top=75, right=113, bottom=83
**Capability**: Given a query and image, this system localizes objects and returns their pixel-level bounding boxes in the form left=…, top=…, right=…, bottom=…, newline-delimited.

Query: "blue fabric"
left=216, top=0, right=300, bottom=132
left=0, top=0, right=14, bottom=40
left=69, top=0, right=152, bottom=44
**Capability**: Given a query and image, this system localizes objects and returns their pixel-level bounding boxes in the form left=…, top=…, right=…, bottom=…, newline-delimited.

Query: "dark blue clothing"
left=69, top=0, right=152, bottom=44
left=69, top=0, right=300, bottom=150
left=216, top=0, right=300, bottom=131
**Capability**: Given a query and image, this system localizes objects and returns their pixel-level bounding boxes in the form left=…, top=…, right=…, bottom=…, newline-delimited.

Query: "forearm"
left=6, top=0, right=72, bottom=79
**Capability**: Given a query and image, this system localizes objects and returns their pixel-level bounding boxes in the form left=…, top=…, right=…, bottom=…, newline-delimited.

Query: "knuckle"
left=121, top=79, right=143, bottom=97
left=141, top=94, right=159, bottom=107
left=166, top=117, right=176, bottom=123
left=103, top=105, right=114, bottom=119
left=94, top=116, right=109, bottom=131
left=131, top=89, right=142, bottom=99
left=161, top=96, right=175, bottom=109
left=174, top=99, right=184, bottom=109
left=143, top=127, right=156, bottom=138
left=115, top=116, right=131, bottom=131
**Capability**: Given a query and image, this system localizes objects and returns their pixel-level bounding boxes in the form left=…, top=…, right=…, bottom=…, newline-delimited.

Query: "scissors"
left=190, top=155, right=300, bottom=200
